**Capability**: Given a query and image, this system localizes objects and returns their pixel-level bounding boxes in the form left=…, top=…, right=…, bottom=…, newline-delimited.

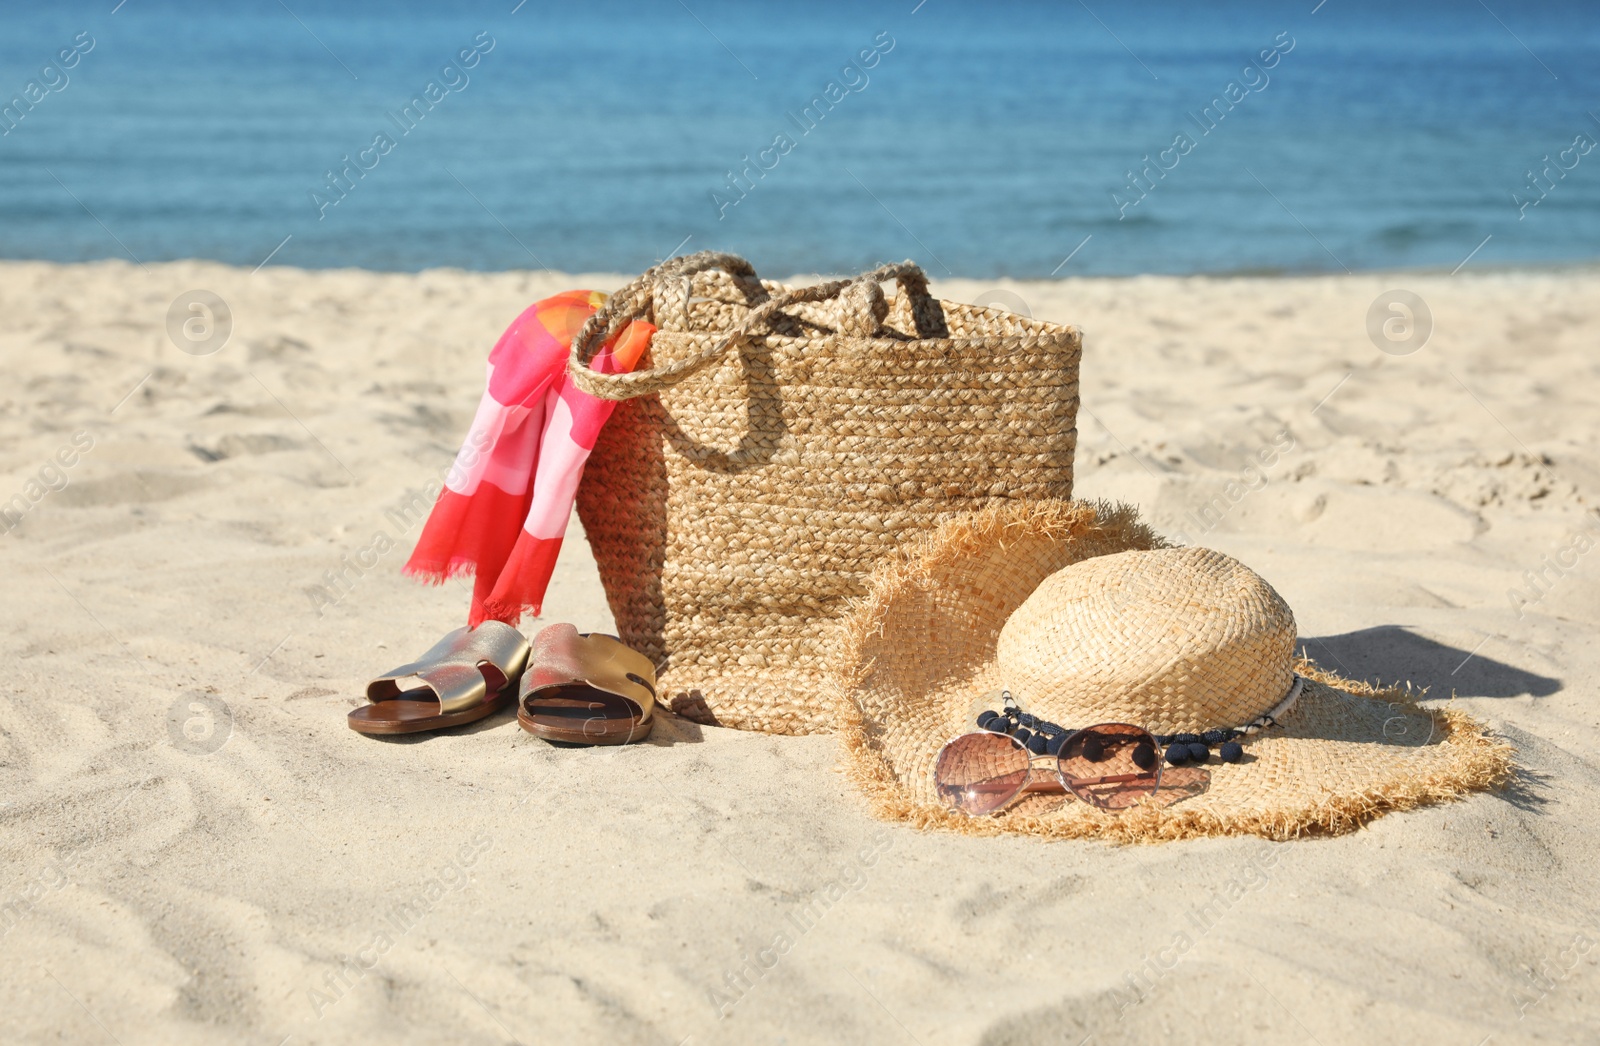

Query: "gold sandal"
left=349, top=622, right=530, bottom=735
left=518, top=624, right=656, bottom=745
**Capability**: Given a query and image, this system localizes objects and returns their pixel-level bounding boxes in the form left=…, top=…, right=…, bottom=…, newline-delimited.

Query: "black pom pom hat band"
left=979, top=676, right=1302, bottom=764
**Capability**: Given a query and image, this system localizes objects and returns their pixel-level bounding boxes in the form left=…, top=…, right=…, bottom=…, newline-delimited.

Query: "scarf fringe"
left=401, top=560, right=480, bottom=585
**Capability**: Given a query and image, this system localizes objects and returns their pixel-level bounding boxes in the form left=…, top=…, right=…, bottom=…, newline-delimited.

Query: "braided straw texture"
left=573, top=253, right=1080, bottom=734
left=832, top=499, right=1515, bottom=843
left=998, top=547, right=1297, bottom=734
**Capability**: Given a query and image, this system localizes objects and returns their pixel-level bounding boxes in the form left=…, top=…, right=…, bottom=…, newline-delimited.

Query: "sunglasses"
left=934, top=702, right=1163, bottom=816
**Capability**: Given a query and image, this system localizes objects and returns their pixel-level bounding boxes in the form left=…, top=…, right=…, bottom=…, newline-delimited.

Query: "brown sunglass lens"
left=1058, top=724, right=1162, bottom=811
left=934, top=732, right=1031, bottom=816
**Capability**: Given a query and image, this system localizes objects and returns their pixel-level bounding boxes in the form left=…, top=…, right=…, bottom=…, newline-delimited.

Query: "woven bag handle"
left=567, top=254, right=932, bottom=401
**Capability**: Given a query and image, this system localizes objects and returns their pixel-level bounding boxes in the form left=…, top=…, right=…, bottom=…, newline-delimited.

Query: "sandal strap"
left=521, top=624, right=657, bottom=720
left=366, top=621, right=531, bottom=715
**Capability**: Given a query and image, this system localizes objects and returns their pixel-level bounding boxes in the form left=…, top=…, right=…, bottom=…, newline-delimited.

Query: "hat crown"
left=996, top=546, right=1295, bottom=733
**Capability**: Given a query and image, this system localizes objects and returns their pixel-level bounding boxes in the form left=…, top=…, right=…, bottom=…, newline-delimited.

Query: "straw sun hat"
left=833, top=499, right=1513, bottom=843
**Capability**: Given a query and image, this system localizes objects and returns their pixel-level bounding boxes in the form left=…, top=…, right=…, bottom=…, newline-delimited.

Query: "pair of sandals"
left=347, top=621, right=657, bottom=745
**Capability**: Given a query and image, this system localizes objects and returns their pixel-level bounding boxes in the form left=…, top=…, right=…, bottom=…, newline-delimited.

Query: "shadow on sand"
left=1298, top=625, right=1560, bottom=699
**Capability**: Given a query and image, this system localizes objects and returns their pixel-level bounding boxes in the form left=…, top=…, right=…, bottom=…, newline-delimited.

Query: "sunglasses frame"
left=933, top=722, right=1165, bottom=816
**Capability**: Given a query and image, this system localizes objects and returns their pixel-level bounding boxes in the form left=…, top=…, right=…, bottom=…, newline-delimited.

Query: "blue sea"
left=1, top=0, right=1597, bottom=277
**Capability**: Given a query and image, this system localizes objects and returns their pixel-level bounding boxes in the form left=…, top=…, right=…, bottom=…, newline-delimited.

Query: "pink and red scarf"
left=404, top=291, right=653, bottom=625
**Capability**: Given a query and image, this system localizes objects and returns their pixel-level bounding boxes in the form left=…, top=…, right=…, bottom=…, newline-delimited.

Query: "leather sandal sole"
left=348, top=687, right=515, bottom=735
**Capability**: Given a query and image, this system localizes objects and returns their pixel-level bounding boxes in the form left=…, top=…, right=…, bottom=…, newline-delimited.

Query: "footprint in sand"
left=188, top=432, right=304, bottom=463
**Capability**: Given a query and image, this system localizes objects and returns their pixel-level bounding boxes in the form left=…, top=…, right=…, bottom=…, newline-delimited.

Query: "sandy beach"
left=2, top=258, right=1597, bottom=1044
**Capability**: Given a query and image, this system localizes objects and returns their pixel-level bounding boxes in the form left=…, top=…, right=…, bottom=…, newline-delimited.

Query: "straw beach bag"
left=568, top=252, right=1081, bottom=734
